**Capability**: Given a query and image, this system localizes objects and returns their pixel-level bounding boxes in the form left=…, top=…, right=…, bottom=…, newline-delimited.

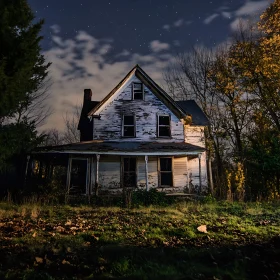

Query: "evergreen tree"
left=0, top=0, right=50, bottom=122
left=0, top=0, right=50, bottom=175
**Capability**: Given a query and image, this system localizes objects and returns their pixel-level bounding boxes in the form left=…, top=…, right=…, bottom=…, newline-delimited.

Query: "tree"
left=63, top=104, right=81, bottom=144
left=164, top=46, right=229, bottom=196
left=0, top=0, right=50, bottom=123
left=0, top=0, right=50, bottom=176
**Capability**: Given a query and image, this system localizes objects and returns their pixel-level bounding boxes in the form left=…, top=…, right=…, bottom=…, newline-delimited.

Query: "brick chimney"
left=83, top=89, right=92, bottom=105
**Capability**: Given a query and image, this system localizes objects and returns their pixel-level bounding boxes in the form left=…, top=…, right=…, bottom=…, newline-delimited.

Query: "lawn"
left=0, top=200, right=279, bottom=279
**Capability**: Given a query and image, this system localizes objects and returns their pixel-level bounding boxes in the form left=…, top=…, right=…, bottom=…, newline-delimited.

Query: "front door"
left=122, top=157, right=137, bottom=188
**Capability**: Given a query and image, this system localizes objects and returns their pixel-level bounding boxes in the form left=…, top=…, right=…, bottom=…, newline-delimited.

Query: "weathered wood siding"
left=98, top=155, right=121, bottom=189
left=187, top=152, right=207, bottom=190
left=173, top=156, right=188, bottom=189
left=93, top=75, right=184, bottom=141
left=137, top=156, right=158, bottom=188
left=184, top=125, right=205, bottom=147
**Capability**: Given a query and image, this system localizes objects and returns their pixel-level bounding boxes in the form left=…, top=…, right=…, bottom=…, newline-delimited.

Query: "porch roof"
left=35, top=141, right=205, bottom=156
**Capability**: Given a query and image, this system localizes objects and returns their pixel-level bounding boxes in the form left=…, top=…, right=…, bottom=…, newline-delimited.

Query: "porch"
left=28, top=141, right=207, bottom=197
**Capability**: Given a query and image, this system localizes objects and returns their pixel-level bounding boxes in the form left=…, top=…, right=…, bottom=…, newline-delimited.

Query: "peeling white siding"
left=187, top=152, right=207, bottom=190
left=173, top=156, right=188, bottom=189
left=184, top=125, right=205, bottom=147
left=137, top=156, right=158, bottom=188
left=93, top=75, right=184, bottom=142
left=98, top=155, right=121, bottom=189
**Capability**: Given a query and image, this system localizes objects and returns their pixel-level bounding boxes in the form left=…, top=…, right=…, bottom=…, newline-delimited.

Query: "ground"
left=0, top=201, right=279, bottom=279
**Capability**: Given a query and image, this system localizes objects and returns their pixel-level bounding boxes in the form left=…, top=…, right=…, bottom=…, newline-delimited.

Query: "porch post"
left=95, top=154, right=100, bottom=196
left=198, top=153, right=202, bottom=194
left=66, top=156, right=72, bottom=195
left=145, top=155, right=149, bottom=191
left=186, top=156, right=189, bottom=193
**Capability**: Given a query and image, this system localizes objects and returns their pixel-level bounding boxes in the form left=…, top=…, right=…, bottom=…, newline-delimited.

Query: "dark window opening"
left=123, top=115, right=135, bottom=137
left=133, top=83, right=143, bottom=100
left=158, top=115, right=171, bottom=137
left=70, top=159, right=87, bottom=195
left=159, top=158, right=173, bottom=186
left=123, top=158, right=136, bottom=187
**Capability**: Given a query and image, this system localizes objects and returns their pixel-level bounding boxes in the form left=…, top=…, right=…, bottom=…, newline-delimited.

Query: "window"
left=123, top=158, right=137, bottom=187
left=123, top=115, right=135, bottom=137
left=132, top=83, right=143, bottom=100
left=158, top=115, right=171, bottom=137
left=159, top=158, right=173, bottom=186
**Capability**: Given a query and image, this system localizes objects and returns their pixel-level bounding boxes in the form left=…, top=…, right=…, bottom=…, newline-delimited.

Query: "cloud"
left=230, top=18, right=249, bottom=31
left=41, top=30, right=174, bottom=131
left=203, top=13, right=219, bottom=24
left=150, top=40, right=170, bottom=53
left=235, top=0, right=269, bottom=17
left=162, top=24, right=170, bottom=31
left=50, top=24, right=61, bottom=34
left=163, top=19, right=192, bottom=31
left=173, top=19, right=184, bottom=27
left=221, top=11, right=232, bottom=19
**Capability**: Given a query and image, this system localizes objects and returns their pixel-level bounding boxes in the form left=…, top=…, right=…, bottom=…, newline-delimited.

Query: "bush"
left=132, top=188, right=173, bottom=207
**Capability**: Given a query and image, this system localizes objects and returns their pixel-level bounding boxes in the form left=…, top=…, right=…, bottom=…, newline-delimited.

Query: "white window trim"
left=122, top=115, right=136, bottom=138
left=157, top=114, right=171, bottom=138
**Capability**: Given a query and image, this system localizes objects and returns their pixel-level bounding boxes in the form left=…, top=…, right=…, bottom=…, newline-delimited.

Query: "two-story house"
left=33, top=65, right=209, bottom=196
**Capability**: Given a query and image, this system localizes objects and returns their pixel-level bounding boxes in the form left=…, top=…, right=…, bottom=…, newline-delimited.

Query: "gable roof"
left=87, top=65, right=209, bottom=126
left=87, top=64, right=188, bottom=120
left=176, top=101, right=209, bottom=126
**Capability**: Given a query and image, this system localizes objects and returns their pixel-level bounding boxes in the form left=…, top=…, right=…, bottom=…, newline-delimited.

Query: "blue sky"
left=27, top=0, right=272, bottom=130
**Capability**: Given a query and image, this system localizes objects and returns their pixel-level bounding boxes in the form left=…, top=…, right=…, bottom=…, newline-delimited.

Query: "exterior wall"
left=137, top=156, right=158, bottom=189
left=187, top=152, right=208, bottom=191
left=184, top=125, right=205, bottom=147
left=88, top=155, right=206, bottom=194
left=93, top=75, right=184, bottom=142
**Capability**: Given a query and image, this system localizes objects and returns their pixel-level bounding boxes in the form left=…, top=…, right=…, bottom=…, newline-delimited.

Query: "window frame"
left=158, top=157, right=173, bottom=187
left=132, top=82, right=144, bottom=100
left=122, top=115, right=136, bottom=138
left=157, top=114, right=171, bottom=138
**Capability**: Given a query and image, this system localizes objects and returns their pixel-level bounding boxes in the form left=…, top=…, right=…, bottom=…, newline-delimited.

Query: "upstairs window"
left=132, top=83, right=144, bottom=100
left=158, top=115, right=171, bottom=137
left=123, top=115, right=135, bottom=137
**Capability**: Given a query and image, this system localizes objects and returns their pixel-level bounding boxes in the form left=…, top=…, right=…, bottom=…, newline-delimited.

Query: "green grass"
left=0, top=201, right=280, bottom=279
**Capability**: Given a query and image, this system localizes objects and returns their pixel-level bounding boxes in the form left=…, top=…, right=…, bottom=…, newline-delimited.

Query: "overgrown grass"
left=0, top=200, right=279, bottom=279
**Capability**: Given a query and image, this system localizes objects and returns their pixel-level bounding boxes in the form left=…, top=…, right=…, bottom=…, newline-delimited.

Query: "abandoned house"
left=28, top=65, right=209, bottom=196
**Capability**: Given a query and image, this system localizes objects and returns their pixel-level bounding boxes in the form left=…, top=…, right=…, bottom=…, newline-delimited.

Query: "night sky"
left=27, top=0, right=272, bottom=131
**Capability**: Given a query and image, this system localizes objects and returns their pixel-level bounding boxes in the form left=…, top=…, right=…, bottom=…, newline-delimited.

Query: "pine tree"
left=0, top=0, right=50, bottom=175
left=0, top=0, right=50, bottom=121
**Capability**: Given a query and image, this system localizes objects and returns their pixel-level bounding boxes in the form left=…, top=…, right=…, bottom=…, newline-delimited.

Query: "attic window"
left=158, top=115, right=171, bottom=137
left=132, top=83, right=143, bottom=100
left=122, top=115, right=136, bottom=137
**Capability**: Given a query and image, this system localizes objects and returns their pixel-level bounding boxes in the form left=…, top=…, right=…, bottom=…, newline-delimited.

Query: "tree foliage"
left=0, top=0, right=50, bottom=176
left=165, top=0, right=280, bottom=200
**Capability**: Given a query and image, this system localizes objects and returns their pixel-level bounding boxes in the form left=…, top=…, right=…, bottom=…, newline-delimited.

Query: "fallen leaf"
left=197, top=225, right=207, bottom=233
left=62, top=259, right=70, bottom=265
left=32, top=232, right=37, bottom=238
left=35, top=257, right=43, bottom=264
